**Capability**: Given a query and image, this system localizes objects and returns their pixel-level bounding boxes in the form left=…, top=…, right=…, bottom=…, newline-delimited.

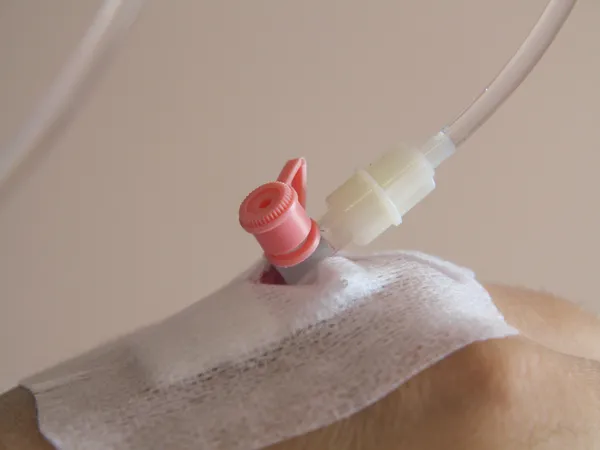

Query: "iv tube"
left=0, top=0, right=146, bottom=190
left=444, top=0, right=576, bottom=147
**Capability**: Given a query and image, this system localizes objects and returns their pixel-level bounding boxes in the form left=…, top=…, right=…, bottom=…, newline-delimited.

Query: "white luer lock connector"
left=319, top=131, right=455, bottom=249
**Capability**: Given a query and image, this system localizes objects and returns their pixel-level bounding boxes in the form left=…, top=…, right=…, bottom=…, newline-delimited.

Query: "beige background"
left=1, top=0, right=599, bottom=392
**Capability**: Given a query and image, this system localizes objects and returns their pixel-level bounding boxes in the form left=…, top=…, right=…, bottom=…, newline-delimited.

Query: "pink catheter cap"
left=239, top=158, right=320, bottom=268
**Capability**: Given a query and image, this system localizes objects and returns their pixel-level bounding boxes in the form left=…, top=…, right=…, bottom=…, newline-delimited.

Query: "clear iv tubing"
left=0, top=0, right=145, bottom=190
left=443, top=0, right=576, bottom=147
left=0, top=0, right=575, bottom=190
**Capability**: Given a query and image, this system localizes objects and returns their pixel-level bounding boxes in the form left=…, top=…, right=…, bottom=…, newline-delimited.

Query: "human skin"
left=1, top=284, right=600, bottom=449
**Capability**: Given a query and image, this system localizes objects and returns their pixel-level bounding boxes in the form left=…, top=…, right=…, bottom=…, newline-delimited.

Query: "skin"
left=1, top=284, right=600, bottom=449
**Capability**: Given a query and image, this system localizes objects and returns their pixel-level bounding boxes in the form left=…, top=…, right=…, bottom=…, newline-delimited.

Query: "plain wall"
left=1, top=0, right=599, bottom=392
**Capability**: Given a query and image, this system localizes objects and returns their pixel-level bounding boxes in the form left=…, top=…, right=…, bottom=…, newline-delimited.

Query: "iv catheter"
left=0, top=0, right=576, bottom=283
left=239, top=0, right=577, bottom=284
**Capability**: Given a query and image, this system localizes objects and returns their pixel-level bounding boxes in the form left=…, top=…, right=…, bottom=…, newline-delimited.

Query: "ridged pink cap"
left=239, top=158, right=320, bottom=268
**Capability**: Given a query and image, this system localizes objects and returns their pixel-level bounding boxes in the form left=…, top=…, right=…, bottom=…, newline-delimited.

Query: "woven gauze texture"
left=23, top=252, right=517, bottom=450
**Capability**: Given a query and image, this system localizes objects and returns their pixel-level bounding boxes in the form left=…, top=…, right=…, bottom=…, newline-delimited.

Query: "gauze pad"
left=22, top=252, right=517, bottom=450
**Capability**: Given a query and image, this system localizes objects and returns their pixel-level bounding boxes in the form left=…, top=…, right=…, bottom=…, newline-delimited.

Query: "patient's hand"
left=271, top=285, right=600, bottom=450
left=2, top=285, right=600, bottom=450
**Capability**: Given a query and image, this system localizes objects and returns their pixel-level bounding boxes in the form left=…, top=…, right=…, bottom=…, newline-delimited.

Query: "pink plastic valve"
left=239, top=158, right=321, bottom=268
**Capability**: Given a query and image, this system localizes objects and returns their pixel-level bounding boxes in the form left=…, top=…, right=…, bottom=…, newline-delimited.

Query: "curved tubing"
left=444, top=0, right=576, bottom=147
left=0, top=0, right=145, bottom=189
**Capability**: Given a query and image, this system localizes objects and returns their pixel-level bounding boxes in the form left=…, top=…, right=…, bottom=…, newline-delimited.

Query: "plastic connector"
left=319, top=132, right=455, bottom=249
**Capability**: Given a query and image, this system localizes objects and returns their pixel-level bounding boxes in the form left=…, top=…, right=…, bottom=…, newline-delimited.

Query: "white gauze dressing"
left=22, top=251, right=517, bottom=450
